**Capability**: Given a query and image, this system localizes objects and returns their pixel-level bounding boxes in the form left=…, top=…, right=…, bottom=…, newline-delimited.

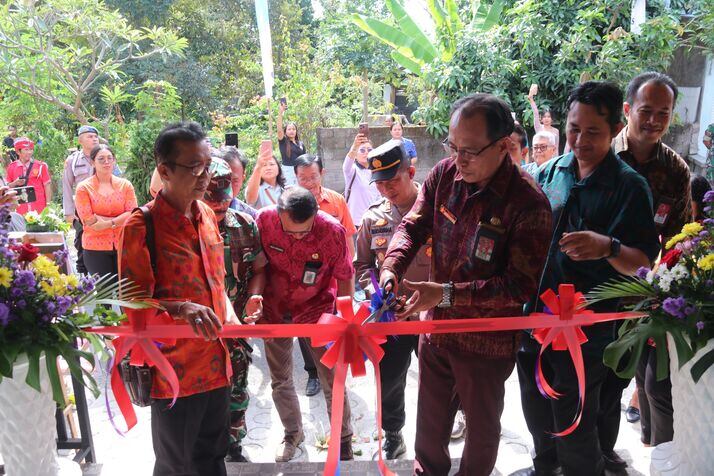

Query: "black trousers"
left=517, top=332, right=607, bottom=476
left=379, top=334, right=418, bottom=432
left=73, top=219, right=87, bottom=273
left=597, top=368, right=631, bottom=453
left=151, top=386, right=230, bottom=476
left=635, top=345, right=673, bottom=445
left=83, top=249, right=118, bottom=280
left=298, top=337, right=318, bottom=379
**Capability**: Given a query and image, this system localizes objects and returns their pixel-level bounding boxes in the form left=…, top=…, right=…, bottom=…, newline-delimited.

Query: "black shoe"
left=603, top=450, right=627, bottom=471
left=305, top=377, right=321, bottom=396
left=383, top=430, right=407, bottom=459
left=340, top=439, right=354, bottom=461
left=226, top=444, right=249, bottom=463
left=509, top=467, right=563, bottom=476
left=625, top=405, right=640, bottom=423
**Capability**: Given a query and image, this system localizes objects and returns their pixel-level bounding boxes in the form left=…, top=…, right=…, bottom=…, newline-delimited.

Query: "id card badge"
left=654, top=198, right=673, bottom=227
left=302, top=261, right=322, bottom=286
left=474, top=222, right=504, bottom=263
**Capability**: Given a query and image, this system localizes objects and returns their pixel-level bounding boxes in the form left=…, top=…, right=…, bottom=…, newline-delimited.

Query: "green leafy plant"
left=24, top=205, right=72, bottom=233
left=588, top=191, right=714, bottom=383
left=0, top=205, right=155, bottom=404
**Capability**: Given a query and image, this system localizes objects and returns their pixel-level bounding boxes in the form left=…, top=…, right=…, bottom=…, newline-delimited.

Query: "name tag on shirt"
left=654, top=199, right=673, bottom=226
left=474, top=222, right=505, bottom=263
left=269, top=244, right=284, bottom=253
left=302, top=261, right=322, bottom=286
left=439, top=204, right=457, bottom=224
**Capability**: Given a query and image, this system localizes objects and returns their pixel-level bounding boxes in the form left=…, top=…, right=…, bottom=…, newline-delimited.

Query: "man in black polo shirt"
left=516, top=81, right=660, bottom=476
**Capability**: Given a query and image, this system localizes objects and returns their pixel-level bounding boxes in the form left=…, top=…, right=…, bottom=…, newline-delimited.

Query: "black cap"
left=367, top=139, right=408, bottom=183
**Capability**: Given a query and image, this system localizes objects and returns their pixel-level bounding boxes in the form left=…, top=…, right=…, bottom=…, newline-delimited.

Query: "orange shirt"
left=316, top=187, right=357, bottom=237
left=118, top=193, right=229, bottom=398
left=75, top=176, right=138, bottom=251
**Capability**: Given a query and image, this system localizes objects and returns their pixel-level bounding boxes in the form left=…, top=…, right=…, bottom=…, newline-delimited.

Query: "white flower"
left=646, top=270, right=655, bottom=284
left=669, top=263, right=690, bottom=281
left=658, top=276, right=672, bottom=293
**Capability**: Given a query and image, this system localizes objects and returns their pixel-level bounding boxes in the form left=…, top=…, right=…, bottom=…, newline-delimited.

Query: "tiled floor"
left=83, top=338, right=652, bottom=475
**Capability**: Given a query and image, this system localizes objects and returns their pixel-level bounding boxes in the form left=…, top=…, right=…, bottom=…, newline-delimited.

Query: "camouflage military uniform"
left=221, top=207, right=266, bottom=457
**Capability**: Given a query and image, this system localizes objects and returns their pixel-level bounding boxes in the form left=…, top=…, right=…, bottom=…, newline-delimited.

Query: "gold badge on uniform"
left=311, top=253, right=320, bottom=260
left=375, top=218, right=388, bottom=227
left=373, top=159, right=382, bottom=168
left=375, top=237, right=388, bottom=247
left=490, top=217, right=501, bottom=227
left=426, top=247, right=432, bottom=257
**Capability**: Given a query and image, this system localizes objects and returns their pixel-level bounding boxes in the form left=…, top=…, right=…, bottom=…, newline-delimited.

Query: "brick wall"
left=316, top=126, right=444, bottom=193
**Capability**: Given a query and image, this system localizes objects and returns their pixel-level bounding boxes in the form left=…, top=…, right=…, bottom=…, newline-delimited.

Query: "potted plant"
left=24, top=204, right=72, bottom=233
left=588, top=190, right=714, bottom=475
left=0, top=204, right=150, bottom=476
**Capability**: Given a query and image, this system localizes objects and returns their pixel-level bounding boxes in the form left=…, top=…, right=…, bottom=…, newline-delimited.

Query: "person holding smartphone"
left=277, top=99, right=305, bottom=186
left=343, top=130, right=380, bottom=226
left=5, top=137, right=51, bottom=215
left=244, top=141, right=286, bottom=209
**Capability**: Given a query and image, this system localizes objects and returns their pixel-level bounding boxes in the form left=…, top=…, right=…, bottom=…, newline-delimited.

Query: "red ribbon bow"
left=311, top=297, right=393, bottom=476
left=530, top=284, right=590, bottom=437
left=110, top=308, right=179, bottom=432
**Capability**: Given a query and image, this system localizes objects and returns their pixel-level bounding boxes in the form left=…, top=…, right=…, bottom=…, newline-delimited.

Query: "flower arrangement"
left=24, top=204, right=71, bottom=233
left=0, top=204, right=150, bottom=403
left=588, top=191, right=714, bottom=382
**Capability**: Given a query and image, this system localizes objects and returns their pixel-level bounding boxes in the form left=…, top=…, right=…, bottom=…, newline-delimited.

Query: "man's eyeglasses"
left=442, top=137, right=504, bottom=162
left=532, top=145, right=552, bottom=152
left=170, top=162, right=212, bottom=177
left=279, top=218, right=314, bottom=237
left=212, top=177, right=231, bottom=189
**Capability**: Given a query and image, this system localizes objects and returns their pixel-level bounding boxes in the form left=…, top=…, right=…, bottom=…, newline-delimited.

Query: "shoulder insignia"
left=374, top=218, right=388, bottom=227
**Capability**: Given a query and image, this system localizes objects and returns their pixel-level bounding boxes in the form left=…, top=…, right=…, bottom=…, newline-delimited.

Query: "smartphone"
left=259, top=139, right=272, bottom=158
left=279, top=97, right=287, bottom=108
left=225, top=132, right=238, bottom=147
left=11, top=186, right=36, bottom=204
left=358, top=122, right=369, bottom=138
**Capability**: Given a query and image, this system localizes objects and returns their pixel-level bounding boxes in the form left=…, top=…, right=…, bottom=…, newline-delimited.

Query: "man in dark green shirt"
left=517, top=81, right=660, bottom=476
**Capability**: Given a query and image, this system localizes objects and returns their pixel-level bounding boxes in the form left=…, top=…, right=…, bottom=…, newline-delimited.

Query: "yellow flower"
left=698, top=254, right=714, bottom=272
left=63, top=274, right=79, bottom=288
left=682, top=222, right=704, bottom=237
left=40, top=280, right=57, bottom=297
left=665, top=233, right=687, bottom=250
left=32, top=255, right=61, bottom=280
left=0, top=267, right=12, bottom=288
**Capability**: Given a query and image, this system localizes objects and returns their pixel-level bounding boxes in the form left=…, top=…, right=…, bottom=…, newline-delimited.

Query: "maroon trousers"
left=415, top=337, right=515, bottom=476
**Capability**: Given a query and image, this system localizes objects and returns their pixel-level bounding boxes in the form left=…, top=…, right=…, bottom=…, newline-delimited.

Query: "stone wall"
left=316, top=125, right=443, bottom=193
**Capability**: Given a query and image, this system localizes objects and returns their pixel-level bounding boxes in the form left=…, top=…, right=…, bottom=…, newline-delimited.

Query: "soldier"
left=354, top=139, right=430, bottom=459
left=202, top=155, right=266, bottom=463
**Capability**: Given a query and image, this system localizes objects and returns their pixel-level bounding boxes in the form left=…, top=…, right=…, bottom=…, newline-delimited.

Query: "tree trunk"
left=362, top=69, right=369, bottom=123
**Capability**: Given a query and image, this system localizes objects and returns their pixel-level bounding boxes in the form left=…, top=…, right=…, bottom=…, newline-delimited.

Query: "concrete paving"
left=86, top=338, right=652, bottom=475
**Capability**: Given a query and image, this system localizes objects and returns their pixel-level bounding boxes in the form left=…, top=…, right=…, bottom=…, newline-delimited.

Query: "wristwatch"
left=608, top=237, right=621, bottom=258
left=437, top=282, right=454, bottom=308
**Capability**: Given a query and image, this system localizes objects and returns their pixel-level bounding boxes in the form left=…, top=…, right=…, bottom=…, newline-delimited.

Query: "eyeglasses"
left=279, top=217, right=314, bottom=237
left=532, top=145, right=552, bottom=152
left=170, top=162, right=212, bottom=177
left=95, top=156, right=115, bottom=164
left=442, top=137, right=505, bottom=162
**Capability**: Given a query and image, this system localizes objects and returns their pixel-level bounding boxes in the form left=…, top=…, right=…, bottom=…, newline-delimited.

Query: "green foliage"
left=411, top=0, right=683, bottom=137
left=352, top=0, right=504, bottom=76
left=123, top=81, right=182, bottom=205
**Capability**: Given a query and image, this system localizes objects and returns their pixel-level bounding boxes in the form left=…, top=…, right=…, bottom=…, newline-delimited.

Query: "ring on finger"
left=194, top=318, right=203, bottom=325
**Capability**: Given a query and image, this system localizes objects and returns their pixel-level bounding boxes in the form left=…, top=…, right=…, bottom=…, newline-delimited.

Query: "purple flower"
left=52, top=249, right=69, bottom=265
left=10, top=287, right=23, bottom=298
left=693, top=237, right=702, bottom=246
left=79, top=276, right=95, bottom=294
left=704, top=190, right=714, bottom=203
left=45, top=301, right=56, bottom=314
left=16, top=299, right=26, bottom=309
left=704, top=218, right=714, bottom=225
left=663, top=296, right=688, bottom=319
left=13, top=269, right=36, bottom=289
left=707, top=280, right=714, bottom=288
left=705, top=206, right=712, bottom=213
left=701, top=230, right=710, bottom=238
left=636, top=267, right=650, bottom=279
left=684, top=305, right=697, bottom=316
left=56, top=296, right=73, bottom=315
left=0, top=303, right=9, bottom=326
left=696, top=321, right=705, bottom=331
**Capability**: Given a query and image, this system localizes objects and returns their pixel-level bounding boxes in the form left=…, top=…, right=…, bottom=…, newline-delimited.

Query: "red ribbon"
left=90, top=286, right=643, bottom=475
left=531, top=285, right=590, bottom=437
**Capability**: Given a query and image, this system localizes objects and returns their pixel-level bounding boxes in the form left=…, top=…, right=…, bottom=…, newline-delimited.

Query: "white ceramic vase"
left=0, top=353, right=60, bottom=476
left=651, top=335, right=714, bottom=476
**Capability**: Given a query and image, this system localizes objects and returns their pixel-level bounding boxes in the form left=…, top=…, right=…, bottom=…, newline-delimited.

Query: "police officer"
left=62, top=125, right=120, bottom=273
left=202, top=155, right=266, bottom=463
left=354, top=139, right=431, bottom=459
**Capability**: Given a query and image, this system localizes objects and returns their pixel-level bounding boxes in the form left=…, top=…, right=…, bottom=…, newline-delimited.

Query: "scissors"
left=362, top=291, right=397, bottom=325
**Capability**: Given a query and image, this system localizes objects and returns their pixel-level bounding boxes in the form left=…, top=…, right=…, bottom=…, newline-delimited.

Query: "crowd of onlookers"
left=1, top=71, right=714, bottom=476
